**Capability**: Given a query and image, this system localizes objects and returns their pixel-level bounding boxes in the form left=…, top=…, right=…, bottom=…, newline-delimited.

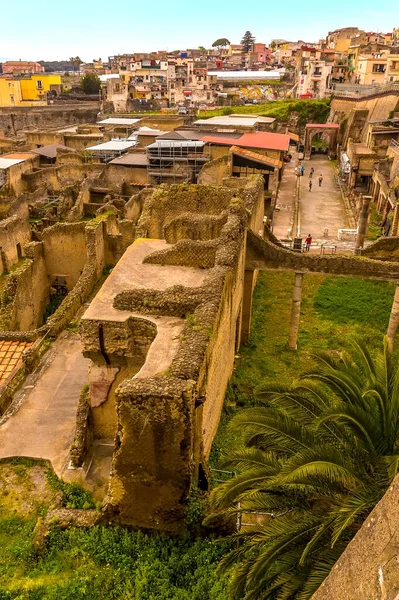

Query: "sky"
left=0, top=0, right=397, bottom=62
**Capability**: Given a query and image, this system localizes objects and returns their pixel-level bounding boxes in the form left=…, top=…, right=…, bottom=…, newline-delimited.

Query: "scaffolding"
left=146, top=140, right=210, bottom=185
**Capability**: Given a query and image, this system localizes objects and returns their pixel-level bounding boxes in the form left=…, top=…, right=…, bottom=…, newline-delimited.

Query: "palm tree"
left=69, top=56, right=82, bottom=74
left=209, top=337, right=399, bottom=600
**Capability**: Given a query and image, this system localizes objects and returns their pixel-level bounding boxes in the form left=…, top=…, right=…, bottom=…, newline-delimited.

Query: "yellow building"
left=356, top=53, right=387, bottom=85
left=326, top=27, right=364, bottom=53
left=0, top=74, right=62, bottom=107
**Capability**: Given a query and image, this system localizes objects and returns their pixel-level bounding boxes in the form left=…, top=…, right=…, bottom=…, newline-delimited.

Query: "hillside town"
left=1, top=17, right=399, bottom=600
left=1, top=26, right=399, bottom=110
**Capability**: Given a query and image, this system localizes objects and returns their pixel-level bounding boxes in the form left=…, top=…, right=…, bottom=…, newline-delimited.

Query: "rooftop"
left=86, top=141, right=136, bottom=152
left=0, top=157, right=25, bottom=169
left=98, top=118, right=141, bottom=126
left=194, top=115, right=276, bottom=127
left=1, top=152, right=37, bottom=161
left=31, top=144, right=71, bottom=159
left=109, top=153, right=148, bottom=166
left=201, top=131, right=290, bottom=152
left=231, top=146, right=282, bottom=168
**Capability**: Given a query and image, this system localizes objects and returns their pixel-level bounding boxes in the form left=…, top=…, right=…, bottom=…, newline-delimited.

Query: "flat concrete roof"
left=82, top=239, right=209, bottom=378
left=98, top=118, right=141, bottom=126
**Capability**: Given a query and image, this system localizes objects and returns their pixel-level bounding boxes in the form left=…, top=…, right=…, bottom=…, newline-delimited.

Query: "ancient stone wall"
left=0, top=104, right=99, bottom=136
left=22, top=164, right=105, bottom=194
left=83, top=176, right=266, bottom=530
left=197, top=155, right=231, bottom=185
left=5, top=242, right=50, bottom=331
left=106, top=165, right=148, bottom=189
left=0, top=215, right=114, bottom=340
left=0, top=216, right=31, bottom=275
left=41, top=222, right=87, bottom=289
left=330, top=92, right=399, bottom=144
left=246, top=230, right=399, bottom=281
left=135, top=184, right=236, bottom=240
left=311, top=474, right=399, bottom=600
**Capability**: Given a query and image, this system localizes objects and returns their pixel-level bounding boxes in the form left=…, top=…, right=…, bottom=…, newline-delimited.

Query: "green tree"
left=209, top=337, right=399, bottom=600
left=212, top=38, right=231, bottom=50
left=240, top=31, right=256, bottom=53
left=81, top=73, right=101, bottom=95
left=69, top=56, right=82, bottom=73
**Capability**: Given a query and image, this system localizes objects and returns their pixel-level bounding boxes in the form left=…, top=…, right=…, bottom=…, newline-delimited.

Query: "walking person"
left=309, top=167, right=314, bottom=178
left=301, top=166, right=305, bottom=176
left=318, top=174, right=323, bottom=187
left=304, top=234, right=312, bottom=252
left=308, top=180, right=312, bottom=192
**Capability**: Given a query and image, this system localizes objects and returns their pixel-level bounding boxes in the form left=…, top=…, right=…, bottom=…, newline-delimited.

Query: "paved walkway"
left=272, top=148, right=297, bottom=240
left=0, top=332, right=89, bottom=476
left=298, top=156, right=348, bottom=245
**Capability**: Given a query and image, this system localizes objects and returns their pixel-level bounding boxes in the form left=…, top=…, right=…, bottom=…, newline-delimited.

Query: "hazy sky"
left=0, top=0, right=397, bottom=61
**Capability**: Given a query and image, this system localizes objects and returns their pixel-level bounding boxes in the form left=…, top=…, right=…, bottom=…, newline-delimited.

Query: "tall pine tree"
left=241, top=31, right=256, bottom=53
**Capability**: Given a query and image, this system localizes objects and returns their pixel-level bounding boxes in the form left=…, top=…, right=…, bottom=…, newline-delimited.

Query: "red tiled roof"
left=202, top=131, right=291, bottom=152
left=238, top=132, right=290, bottom=152
left=230, top=146, right=282, bottom=169
left=305, top=123, right=339, bottom=129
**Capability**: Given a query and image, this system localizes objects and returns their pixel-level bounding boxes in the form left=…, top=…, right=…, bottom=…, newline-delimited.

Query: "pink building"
left=2, top=61, right=45, bottom=75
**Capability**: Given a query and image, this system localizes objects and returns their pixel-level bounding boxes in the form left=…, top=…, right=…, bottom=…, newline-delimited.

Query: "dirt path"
left=0, top=331, right=89, bottom=476
left=299, top=156, right=348, bottom=244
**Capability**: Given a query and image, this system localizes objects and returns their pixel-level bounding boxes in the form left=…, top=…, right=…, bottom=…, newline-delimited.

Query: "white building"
left=297, top=60, right=332, bottom=98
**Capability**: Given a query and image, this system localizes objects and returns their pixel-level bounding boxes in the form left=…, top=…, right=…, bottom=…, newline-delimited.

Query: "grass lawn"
left=210, top=270, right=395, bottom=468
left=0, top=461, right=230, bottom=600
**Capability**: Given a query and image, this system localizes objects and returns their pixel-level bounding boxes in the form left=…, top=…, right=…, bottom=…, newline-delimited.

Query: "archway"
left=304, top=123, right=339, bottom=159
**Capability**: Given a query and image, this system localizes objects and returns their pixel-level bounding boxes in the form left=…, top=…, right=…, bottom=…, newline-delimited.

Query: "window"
left=372, top=64, right=386, bottom=73
left=36, top=80, right=43, bottom=89
left=10, top=95, right=14, bottom=104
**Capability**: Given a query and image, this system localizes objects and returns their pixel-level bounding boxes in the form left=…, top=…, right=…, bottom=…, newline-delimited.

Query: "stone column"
left=387, top=283, right=399, bottom=351
left=391, top=203, right=399, bottom=237
left=241, top=270, right=255, bottom=344
left=288, top=272, right=304, bottom=351
left=355, top=196, right=371, bottom=252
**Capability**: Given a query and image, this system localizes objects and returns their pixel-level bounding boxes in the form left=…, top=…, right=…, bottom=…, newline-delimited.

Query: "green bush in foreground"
left=0, top=523, right=231, bottom=599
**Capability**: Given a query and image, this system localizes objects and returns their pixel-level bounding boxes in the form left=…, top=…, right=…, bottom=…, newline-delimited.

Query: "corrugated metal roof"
left=0, top=157, right=24, bottom=169
left=109, top=154, right=148, bottom=166
left=87, top=141, right=136, bottom=151
left=98, top=118, right=141, bottom=126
